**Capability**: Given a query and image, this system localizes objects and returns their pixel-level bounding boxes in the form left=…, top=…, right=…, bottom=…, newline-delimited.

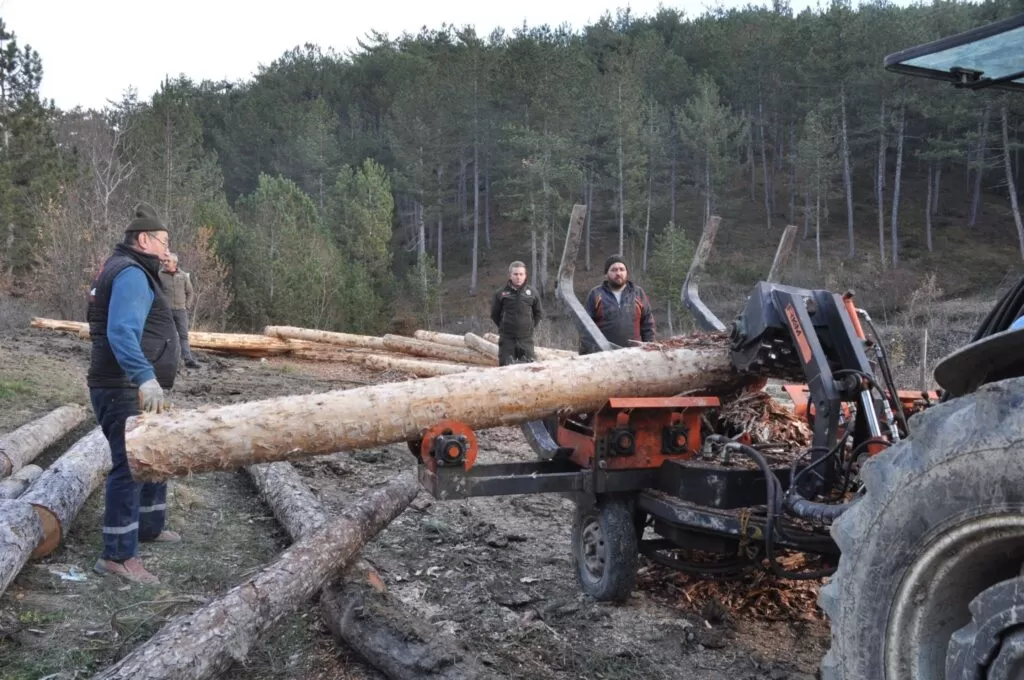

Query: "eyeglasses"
left=149, top=233, right=169, bottom=248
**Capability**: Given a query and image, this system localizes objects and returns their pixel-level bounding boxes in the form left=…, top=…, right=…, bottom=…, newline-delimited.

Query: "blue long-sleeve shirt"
left=107, top=266, right=156, bottom=385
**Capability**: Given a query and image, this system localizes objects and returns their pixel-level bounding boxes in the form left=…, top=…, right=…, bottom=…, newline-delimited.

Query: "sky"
left=6, top=0, right=843, bottom=111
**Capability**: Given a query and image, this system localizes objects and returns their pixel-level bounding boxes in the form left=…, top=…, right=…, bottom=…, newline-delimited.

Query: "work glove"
left=138, top=379, right=166, bottom=414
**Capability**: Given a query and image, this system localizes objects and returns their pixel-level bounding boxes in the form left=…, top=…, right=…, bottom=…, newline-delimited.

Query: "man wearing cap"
left=159, top=253, right=200, bottom=369
left=491, top=260, right=543, bottom=365
left=581, top=255, right=656, bottom=354
left=87, top=203, right=181, bottom=585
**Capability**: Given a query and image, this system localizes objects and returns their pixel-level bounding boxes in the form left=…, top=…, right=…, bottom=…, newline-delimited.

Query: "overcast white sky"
left=5, top=0, right=847, bottom=111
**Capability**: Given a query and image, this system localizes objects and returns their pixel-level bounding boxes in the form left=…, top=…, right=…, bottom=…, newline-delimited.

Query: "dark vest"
left=87, top=244, right=180, bottom=390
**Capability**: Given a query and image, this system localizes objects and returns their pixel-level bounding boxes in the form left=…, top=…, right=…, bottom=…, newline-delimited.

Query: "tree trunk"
left=933, top=163, right=942, bottom=214
left=970, top=103, right=991, bottom=229
left=484, top=164, right=491, bottom=250
left=413, top=330, right=466, bottom=348
left=643, top=163, right=653, bottom=273
left=617, top=83, right=626, bottom=256
left=670, top=123, right=679, bottom=224
left=20, top=427, right=109, bottom=558
left=747, top=110, right=756, bottom=203
left=464, top=332, right=499, bottom=359
left=788, top=122, right=797, bottom=223
left=1001, top=106, right=1024, bottom=260
left=91, top=472, right=421, bottom=680
left=840, top=88, right=855, bottom=258
left=338, top=353, right=473, bottom=377
left=0, top=404, right=88, bottom=477
left=926, top=162, right=934, bottom=252
left=877, top=101, right=887, bottom=266
left=245, top=462, right=327, bottom=540
left=266, top=326, right=387, bottom=350
left=436, top=210, right=444, bottom=283
left=890, top=107, right=905, bottom=268
left=471, top=127, right=480, bottom=295
left=381, top=335, right=496, bottom=366
left=321, top=565, right=500, bottom=680
left=759, top=100, right=771, bottom=231
left=125, top=341, right=741, bottom=481
left=416, top=201, right=426, bottom=258
left=585, top=179, right=593, bottom=271
left=0, top=464, right=44, bottom=500
left=0, top=498, right=45, bottom=598
left=815, top=177, right=822, bottom=271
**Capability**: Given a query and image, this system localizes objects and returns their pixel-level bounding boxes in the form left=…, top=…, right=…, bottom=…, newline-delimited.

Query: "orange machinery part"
left=559, top=396, right=721, bottom=470
left=418, top=419, right=479, bottom=473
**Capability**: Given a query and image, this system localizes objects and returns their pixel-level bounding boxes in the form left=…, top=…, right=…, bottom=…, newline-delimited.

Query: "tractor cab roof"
left=884, top=13, right=1024, bottom=92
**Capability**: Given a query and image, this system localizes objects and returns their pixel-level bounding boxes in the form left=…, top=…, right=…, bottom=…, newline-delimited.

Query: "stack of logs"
left=29, top=318, right=577, bottom=376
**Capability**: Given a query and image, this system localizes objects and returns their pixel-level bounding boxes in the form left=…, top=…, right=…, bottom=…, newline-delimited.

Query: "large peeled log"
left=0, top=403, right=89, bottom=477
left=265, top=325, right=387, bottom=351
left=126, top=338, right=741, bottom=481
left=0, top=499, right=45, bottom=598
left=20, top=428, right=110, bottom=557
left=381, top=335, right=497, bottom=366
left=412, top=330, right=467, bottom=348
left=91, top=471, right=420, bottom=680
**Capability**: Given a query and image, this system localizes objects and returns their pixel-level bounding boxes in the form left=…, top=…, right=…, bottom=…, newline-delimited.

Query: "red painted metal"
left=419, top=420, right=479, bottom=472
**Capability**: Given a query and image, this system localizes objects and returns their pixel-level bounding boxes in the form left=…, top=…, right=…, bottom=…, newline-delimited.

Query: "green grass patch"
left=0, top=378, right=33, bottom=400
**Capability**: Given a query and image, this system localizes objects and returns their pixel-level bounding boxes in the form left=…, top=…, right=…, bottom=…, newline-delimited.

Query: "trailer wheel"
left=819, top=377, right=1024, bottom=679
left=571, top=496, right=638, bottom=602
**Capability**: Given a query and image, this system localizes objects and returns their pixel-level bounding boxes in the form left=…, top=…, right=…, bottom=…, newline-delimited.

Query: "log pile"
left=0, top=403, right=89, bottom=477
left=29, top=317, right=578, bottom=374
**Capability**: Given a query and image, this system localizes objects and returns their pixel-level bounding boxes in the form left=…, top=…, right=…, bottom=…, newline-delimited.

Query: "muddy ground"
left=0, top=329, right=827, bottom=680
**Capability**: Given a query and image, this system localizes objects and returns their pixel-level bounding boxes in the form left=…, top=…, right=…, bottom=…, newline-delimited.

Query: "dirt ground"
left=0, top=329, right=827, bottom=680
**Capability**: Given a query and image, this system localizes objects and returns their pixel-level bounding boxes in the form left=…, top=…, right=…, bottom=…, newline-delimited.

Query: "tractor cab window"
left=885, top=13, right=1024, bottom=91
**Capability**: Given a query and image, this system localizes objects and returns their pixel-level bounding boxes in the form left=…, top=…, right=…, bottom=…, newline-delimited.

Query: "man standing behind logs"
left=581, top=255, right=656, bottom=354
left=159, top=253, right=200, bottom=369
left=491, top=261, right=543, bottom=366
left=87, top=203, right=182, bottom=585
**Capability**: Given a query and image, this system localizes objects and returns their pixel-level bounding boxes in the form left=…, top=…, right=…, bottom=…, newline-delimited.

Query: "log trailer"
left=412, top=14, right=1024, bottom=678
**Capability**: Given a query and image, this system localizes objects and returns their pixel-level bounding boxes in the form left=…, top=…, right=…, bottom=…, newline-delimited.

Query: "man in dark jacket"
left=88, top=203, right=181, bottom=585
left=159, top=253, right=200, bottom=369
left=491, top=261, right=543, bottom=365
left=581, top=255, right=655, bottom=353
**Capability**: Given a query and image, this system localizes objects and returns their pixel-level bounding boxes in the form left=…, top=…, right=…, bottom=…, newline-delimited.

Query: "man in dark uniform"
left=491, top=260, right=543, bottom=366
left=88, top=203, right=181, bottom=585
left=581, top=255, right=656, bottom=354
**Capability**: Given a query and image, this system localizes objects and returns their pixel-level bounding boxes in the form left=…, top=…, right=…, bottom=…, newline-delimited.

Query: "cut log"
left=126, top=337, right=743, bottom=481
left=479, top=332, right=574, bottom=360
left=266, top=325, right=387, bottom=351
left=0, top=403, right=89, bottom=477
left=30, top=317, right=87, bottom=333
left=326, top=351, right=473, bottom=377
left=412, top=330, right=467, bottom=348
left=381, top=335, right=497, bottom=367
left=245, top=462, right=327, bottom=540
left=0, top=464, right=44, bottom=500
left=21, top=427, right=110, bottom=558
left=0, top=499, right=45, bottom=598
left=91, top=471, right=420, bottom=680
left=464, top=332, right=499, bottom=359
left=321, top=563, right=501, bottom=680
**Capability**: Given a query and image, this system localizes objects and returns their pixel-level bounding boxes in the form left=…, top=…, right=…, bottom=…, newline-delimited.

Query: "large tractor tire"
left=820, top=377, right=1024, bottom=679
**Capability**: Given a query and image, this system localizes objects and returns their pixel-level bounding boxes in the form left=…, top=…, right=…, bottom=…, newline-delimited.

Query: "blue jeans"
left=90, top=387, right=168, bottom=561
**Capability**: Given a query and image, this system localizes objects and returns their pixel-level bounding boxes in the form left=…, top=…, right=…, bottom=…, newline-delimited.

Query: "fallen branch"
left=0, top=403, right=89, bottom=477
left=91, top=471, right=420, bottom=680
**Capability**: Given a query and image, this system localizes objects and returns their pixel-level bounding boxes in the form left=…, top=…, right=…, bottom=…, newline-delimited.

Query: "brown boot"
left=94, top=557, right=160, bottom=584
left=148, top=530, right=181, bottom=543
